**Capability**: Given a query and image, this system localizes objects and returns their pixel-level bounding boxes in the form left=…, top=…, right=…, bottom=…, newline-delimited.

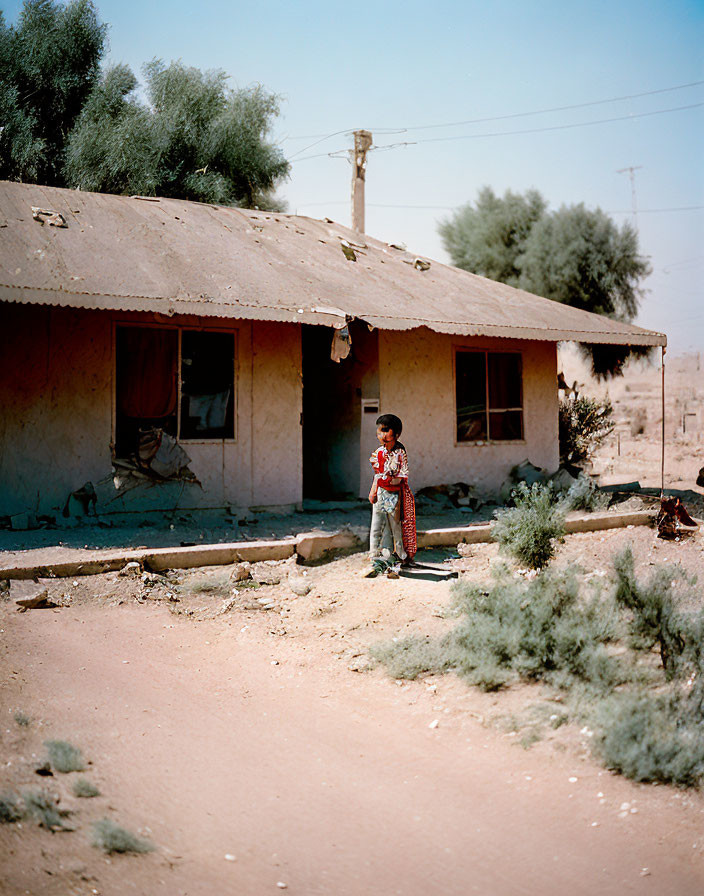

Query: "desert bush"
left=563, top=473, right=608, bottom=513
left=14, top=711, right=30, bottom=727
left=45, top=740, right=85, bottom=773
left=493, top=482, right=566, bottom=569
left=612, top=548, right=694, bottom=676
left=73, top=778, right=100, bottom=798
left=559, top=396, right=613, bottom=464
left=374, top=565, right=623, bottom=692
left=630, top=406, right=647, bottom=436
left=92, top=818, right=153, bottom=854
left=594, top=691, right=704, bottom=787
left=22, top=790, right=68, bottom=830
left=0, top=792, right=23, bottom=823
left=369, top=636, right=449, bottom=680
left=446, top=566, right=622, bottom=691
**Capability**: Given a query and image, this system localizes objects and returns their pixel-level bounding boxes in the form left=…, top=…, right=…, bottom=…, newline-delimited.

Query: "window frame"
left=453, top=347, right=525, bottom=445
left=112, top=321, right=238, bottom=449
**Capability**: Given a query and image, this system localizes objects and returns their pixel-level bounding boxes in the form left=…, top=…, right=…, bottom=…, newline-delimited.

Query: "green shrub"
left=374, top=564, right=623, bottom=693
left=45, top=740, right=85, bottom=773
left=0, top=792, right=23, bottom=824
left=92, top=818, right=153, bottom=854
left=493, top=482, right=566, bottom=569
left=446, top=566, right=623, bottom=691
left=612, top=548, right=694, bottom=676
left=563, top=473, right=608, bottom=513
left=369, top=636, right=449, bottom=680
left=22, top=790, right=68, bottom=830
left=73, top=778, right=100, bottom=798
left=594, top=691, right=704, bottom=787
left=559, top=396, right=613, bottom=465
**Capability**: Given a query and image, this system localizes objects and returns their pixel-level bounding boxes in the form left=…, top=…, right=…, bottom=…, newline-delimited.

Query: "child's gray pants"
left=369, top=501, right=407, bottom=560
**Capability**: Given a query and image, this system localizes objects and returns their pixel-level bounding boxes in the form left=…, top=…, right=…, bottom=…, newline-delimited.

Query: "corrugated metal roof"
left=0, top=182, right=666, bottom=346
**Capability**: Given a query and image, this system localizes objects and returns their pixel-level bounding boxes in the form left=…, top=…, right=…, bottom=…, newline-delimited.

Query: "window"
left=180, top=331, right=235, bottom=439
left=455, top=350, right=523, bottom=442
left=115, top=325, right=235, bottom=456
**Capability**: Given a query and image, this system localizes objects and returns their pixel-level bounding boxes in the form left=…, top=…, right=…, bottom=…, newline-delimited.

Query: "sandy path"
left=2, top=593, right=703, bottom=896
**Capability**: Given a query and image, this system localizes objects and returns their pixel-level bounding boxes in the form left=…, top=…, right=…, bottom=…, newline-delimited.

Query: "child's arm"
left=388, top=448, right=409, bottom=485
left=369, top=448, right=381, bottom=503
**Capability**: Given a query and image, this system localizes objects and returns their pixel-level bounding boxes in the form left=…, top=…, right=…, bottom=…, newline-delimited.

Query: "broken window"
left=456, top=350, right=523, bottom=442
left=180, top=331, right=235, bottom=439
left=116, top=326, right=178, bottom=457
left=115, top=325, right=236, bottom=458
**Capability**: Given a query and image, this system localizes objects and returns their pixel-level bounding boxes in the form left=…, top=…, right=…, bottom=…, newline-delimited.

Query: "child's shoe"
left=364, top=559, right=385, bottom=578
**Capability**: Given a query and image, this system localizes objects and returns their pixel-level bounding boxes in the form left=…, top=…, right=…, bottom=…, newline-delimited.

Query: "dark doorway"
left=302, top=321, right=378, bottom=500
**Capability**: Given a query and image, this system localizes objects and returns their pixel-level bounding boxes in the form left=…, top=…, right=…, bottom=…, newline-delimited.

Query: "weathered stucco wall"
left=0, top=303, right=302, bottom=518
left=0, top=303, right=113, bottom=517
left=378, top=328, right=558, bottom=495
left=251, top=320, right=302, bottom=508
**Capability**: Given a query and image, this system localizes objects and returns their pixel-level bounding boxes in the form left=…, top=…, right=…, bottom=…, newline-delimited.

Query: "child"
left=366, top=414, right=416, bottom=577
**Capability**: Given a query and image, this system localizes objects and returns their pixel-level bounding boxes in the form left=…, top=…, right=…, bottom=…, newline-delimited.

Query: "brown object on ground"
left=657, top=496, right=699, bottom=539
left=697, top=466, right=704, bottom=488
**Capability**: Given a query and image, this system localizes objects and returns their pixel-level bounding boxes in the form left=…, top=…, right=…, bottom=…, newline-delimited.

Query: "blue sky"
left=5, top=0, right=703, bottom=352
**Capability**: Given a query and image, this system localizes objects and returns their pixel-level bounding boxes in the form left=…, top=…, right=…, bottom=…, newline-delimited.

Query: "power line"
left=290, top=102, right=702, bottom=163
left=395, top=81, right=704, bottom=133
left=282, top=79, right=704, bottom=140
left=295, top=201, right=704, bottom=213
left=376, top=102, right=703, bottom=147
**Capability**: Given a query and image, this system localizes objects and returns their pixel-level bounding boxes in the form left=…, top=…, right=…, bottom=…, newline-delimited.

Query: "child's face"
left=376, top=425, right=397, bottom=448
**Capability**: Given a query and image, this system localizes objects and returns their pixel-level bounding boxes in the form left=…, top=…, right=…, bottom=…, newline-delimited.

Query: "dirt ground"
left=1, top=351, right=703, bottom=896
left=2, top=521, right=704, bottom=896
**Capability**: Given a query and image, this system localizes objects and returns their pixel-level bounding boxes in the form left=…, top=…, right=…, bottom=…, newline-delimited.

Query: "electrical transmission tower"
left=617, top=165, right=643, bottom=228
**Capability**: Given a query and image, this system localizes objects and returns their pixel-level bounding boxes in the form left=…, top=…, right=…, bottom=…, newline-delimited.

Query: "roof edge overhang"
left=0, top=284, right=667, bottom=347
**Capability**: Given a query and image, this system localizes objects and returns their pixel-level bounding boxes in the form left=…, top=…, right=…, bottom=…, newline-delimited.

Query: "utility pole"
left=617, top=165, right=643, bottom=229
left=350, top=130, right=372, bottom=233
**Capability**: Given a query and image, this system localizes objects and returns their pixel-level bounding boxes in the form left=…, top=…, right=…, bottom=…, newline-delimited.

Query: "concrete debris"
left=510, top=459, right=548, bottom=487
left=31, top=206, right=67, bottom=228
left=549, top=466, right=580, bottom=492
left=9, top=579, right=59, bottom=613
left=500, top=459, right=548, bottom=502
left=118, top=561, right=142, bottom=577
left=63, top=481, right=97, bottom=518
left=16, top=590, right=55, bottom=610
left=11, top=580, right=63, bottom=610
left=230, top=562, right=252, bottom=582
left=10, top=511, right=39, bottom=531
left=296, top=528, right=366, bottom=564
left=250, top=559, right=291, bottom=585
left=220, top=594, right=239, bottom=614
left=289, top=576, right=312, bottom=596
left=415, top=482, right=477, bottom=510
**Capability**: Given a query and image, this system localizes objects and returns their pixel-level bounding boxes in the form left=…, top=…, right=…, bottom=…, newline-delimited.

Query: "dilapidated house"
left=0, top=181, right=666, bottom=524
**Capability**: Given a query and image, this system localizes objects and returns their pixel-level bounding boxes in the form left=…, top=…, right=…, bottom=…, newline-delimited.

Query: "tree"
left=65, top=60, right=290, bottom=209
left=0, top=0, right=107, bottom=185
left=439, top=186, right=546, bottom=286
left=517, top=204, right=650, bottom=321
left=439, top=187, right=652, bottom=376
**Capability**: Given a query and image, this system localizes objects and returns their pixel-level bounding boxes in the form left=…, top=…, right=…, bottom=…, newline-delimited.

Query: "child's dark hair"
left=376, top=414, right=403, bottom=436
